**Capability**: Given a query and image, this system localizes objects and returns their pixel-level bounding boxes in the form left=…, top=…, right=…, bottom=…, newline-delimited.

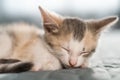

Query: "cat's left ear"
left=39, top=6, right=63, bottom=33
left=87, top=16, right=119, bottom=33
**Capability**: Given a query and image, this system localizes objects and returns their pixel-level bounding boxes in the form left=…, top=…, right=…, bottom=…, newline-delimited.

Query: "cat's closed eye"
left=61, top=47, right=70, bottom=53
left=79, top=51, right=89, bottom=56
left=82, top=48, right=96, bottom=57
left=79, top=48, right=88, bottom=55
left=61, top=47, right=71, bottom=55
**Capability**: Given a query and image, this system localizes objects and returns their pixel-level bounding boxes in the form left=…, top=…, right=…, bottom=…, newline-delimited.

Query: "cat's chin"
left=62, top=61, right=89, bottom=69
left=62, top=64, right=85, bottom=69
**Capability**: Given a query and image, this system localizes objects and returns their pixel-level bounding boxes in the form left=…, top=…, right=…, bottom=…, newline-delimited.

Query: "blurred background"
left=0, top=0, right=120, bottom=79
left=0, top=0, right=120, bottom=29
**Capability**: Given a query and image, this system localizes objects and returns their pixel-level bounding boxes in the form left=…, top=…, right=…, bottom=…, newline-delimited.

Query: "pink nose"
left=69, top=59, right=77, bottom=67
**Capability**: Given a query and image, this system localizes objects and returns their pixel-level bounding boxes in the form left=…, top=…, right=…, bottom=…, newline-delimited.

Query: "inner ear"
left=44, top=23, right=59, bottom=33
left=39, top=6, right=63, bottom=33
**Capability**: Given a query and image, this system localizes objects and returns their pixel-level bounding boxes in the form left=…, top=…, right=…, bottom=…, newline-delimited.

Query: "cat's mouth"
left=62, top=64, right=82, bottom=69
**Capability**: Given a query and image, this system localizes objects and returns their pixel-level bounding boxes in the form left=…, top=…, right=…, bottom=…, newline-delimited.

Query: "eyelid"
left=80, top=51, right=88, bottom=54
left=79, top=50, right=91, bottom=56
left=61, top=47, right=69, bottom=52
left=80, top=49, right=95, bottom=56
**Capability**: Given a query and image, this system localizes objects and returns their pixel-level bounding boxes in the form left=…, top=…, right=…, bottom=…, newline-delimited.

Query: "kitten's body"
left=0, top=23, right=61, bottom=71
left=0, top=6, right=118, bottom=73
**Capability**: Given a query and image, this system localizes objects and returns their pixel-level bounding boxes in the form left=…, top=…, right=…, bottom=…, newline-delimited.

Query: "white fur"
left=69, top=38, right=86, bottom=67
left=0, top=29, right=12, bottom=58
left=0, top=24, right=61, bottom=71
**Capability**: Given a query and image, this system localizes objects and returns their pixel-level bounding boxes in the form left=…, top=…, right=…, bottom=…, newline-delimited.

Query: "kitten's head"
left=39, top=6, right=119, bottom=68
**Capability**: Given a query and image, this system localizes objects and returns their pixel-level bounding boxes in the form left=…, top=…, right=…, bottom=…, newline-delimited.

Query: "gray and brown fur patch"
left=63, top=18, right=86, bottom=41
left=60, top=18, right=86, bottom=41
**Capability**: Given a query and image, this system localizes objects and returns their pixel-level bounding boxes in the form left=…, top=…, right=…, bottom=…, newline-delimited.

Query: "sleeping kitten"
left=0, top=6, right=119, bottom=73
left=39, top=7, right=118, bottom=68
left=0, top=23, right=62, bottom=72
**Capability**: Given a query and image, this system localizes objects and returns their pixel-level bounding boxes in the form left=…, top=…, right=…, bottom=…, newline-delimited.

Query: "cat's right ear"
left=87, top=16, right=119, bottom=34
left=39, top=6, right=63, bottom=33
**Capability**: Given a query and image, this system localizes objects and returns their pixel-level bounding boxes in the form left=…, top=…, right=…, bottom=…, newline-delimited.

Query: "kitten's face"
left=39, top=6, right=118, bottom=68
left=44, top=18, right=98, bottom=68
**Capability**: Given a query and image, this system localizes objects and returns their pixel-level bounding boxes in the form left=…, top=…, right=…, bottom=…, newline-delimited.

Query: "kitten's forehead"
left=61, top=18, right=86, bottom=41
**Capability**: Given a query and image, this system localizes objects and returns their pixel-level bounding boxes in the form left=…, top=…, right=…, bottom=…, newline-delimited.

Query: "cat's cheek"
left=81, top=61, right=89, bottom=68
left=76, top=56, right=86, bottom=67
left=59, top=53, right=70, bottom=65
